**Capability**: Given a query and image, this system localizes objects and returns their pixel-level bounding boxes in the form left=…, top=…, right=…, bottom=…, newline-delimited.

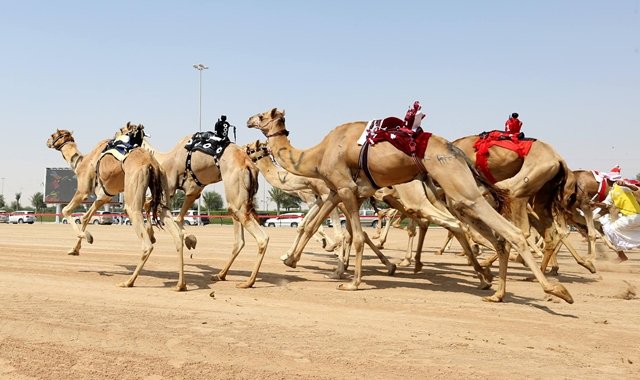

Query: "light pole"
left=193, top=63, right=208, bottom=224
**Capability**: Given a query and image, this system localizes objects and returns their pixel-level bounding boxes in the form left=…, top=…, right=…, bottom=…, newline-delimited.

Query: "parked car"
left=110, top=212, right=129, bottom=225
left=66, top=210, right=113, bottom=225
left=264, top=212, right=305, bottom=228
left=172, top=209, right=210, bottom=226
left=8, top=210, right=36, bottom=224
left=326, top=209, right=380, bottom=228
left=0, top=210, right=9, bottom=223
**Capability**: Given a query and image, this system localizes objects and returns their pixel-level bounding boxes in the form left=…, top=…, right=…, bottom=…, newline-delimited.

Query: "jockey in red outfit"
left=404, top=101, right=426, bottom=130
left=504, top=112, right=523, bottom=134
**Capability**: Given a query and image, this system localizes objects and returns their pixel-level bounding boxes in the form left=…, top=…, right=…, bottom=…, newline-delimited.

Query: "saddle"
left=100, top=138, right=137, bottom=162
left=473, top=130, right=536, bottom=184
left=356, top=117, right=432, bottom=188
left=184, top=131, right=230, bottom=159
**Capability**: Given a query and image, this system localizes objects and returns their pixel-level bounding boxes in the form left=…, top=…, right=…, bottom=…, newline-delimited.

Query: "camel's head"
left=245, top=140, right=271, bottom=162
left=47, top=129, right=75, bottom=150
left=246, top=108, right=287, bottom=137
left=116, top=122, right=148, bottom=147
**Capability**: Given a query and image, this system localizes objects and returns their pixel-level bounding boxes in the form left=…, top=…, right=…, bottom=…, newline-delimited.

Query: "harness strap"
left=357, top=141, right=382, bottom=189
left=181, top=150, right=208, bottom=189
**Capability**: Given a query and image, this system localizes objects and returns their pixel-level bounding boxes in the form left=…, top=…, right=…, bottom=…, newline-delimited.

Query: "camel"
left=244, top=140, right=343, bottom=254
left=46, top=127, right=186, bottom=290
left=450, top=133, right=591, bottom=274
left=121, top=128, right=270, bottom=289
left=248, top=108, right=572, bottom=303
left=245, top=140, right=395, bottom=279
left=565, top=170, right=640, bottom=265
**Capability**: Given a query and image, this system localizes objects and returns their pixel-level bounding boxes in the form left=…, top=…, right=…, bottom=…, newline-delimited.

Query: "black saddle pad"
left=184, top=131, right=230, bottom=158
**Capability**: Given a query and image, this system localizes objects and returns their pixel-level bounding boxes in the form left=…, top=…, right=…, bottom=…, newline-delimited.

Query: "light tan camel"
left=245, top=140, right=395, bottom=279
left=46, top=128, right=186, bottom=290
left=244, top=140, right=343, bottom=254
left=248, top=108, right=572, bottom=303
left=451, top=134, right=588, bottom=273
left=130, top=132, right=270, bottom=289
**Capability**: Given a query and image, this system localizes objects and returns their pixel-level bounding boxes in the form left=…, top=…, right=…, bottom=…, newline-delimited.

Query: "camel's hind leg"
left=118, top=205, right=154, bottom=288
left=398, top=219, right=417, bottom=267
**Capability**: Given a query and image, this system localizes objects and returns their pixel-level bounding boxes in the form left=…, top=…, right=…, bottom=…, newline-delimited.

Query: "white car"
left=8, top=210, right=36, bottom=224
left=264, top=212, right=305, bottom=228
left=172, top=209, right=210, bottom=225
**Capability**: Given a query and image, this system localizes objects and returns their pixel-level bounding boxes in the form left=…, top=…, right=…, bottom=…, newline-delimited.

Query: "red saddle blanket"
left=473, top=130, right=535, bottom=183
left=364, top=117, right=432, bottom=158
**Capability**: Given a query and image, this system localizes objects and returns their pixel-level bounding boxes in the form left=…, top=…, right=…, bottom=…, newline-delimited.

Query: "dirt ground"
left=0, top=223, right=638, bottom=379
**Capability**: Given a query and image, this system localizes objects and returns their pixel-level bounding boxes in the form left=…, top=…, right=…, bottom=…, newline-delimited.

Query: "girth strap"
left=357, top=141, right=382, bottom=189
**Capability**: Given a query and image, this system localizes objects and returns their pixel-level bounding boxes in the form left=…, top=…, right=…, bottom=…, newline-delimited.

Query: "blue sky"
left=1, top=1, right=638, bottom=209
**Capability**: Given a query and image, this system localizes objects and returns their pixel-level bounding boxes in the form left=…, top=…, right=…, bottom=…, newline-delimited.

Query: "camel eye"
left=258, top=115, right=263, bottom=121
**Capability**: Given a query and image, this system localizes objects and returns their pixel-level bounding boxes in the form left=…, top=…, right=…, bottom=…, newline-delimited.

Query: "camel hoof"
left=174, top=284, right=187, bottom=291
left=482, top=294, right=504, bottom=303
left=398, top=259, right=411, bottom=267
left=85, top=232, right=94, bottom=244
left=67, top=250, right=79, bottom=256
left=548, top=266, right=559, bottom=276
left=375, top=243, right=384, bottom=249
left=582, top=260, right=597, bottom=274
left=211, top=274, right=225, bottom=282
left=185, top=235, right=198, bottom=250
left=546, top=284, right=574, bottom=304
left=236, top=282, right=253, bottom=289
left=324, top=271, right=344, bottom=280
left=337, top=283, right=358, bottom=291
left=387, top=264, right=397, bottom=276
left=413, top=262, right=423, bottom=274
left=283, top=257, right=297, bottom=268
left=478, top=281, right=492, bottom=290
left=323, top=243, right=338, bottom=252
left=435, top=250, right=444, bottom=256
left=116, top=281, right=133, bottom=288
left=280, top=253, right=290, bottom=261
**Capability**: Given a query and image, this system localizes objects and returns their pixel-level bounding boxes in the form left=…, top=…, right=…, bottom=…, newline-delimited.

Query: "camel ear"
left=270, top=108, right=278, bottom=118
left=126, top=121, right=132, bottom=128
left=281, top=109, right=285, bottom=117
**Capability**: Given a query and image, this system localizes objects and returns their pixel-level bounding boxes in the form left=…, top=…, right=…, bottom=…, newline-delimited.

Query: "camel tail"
left=551, top=159, right=575, bottom=216
left=451, top=143, right=511, bottom=215
left=148, top=164, right=164, bottom=228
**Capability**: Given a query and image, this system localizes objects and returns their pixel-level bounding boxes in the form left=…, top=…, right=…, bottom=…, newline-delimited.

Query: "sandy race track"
left=0, top=223, right=638, bottom=379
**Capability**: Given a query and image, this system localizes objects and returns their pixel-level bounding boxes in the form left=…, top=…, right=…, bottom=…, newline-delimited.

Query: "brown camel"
left=127, top=131, right=270, bottom=289
left=566, top=170, right=640, bottom=265
left=244, top=140, right=343, bottom=254
left=450, top=134, right=591, bottom=274
left=46, top=127, right=186, bottom=290
left=248, top=108, right=572, bottom=303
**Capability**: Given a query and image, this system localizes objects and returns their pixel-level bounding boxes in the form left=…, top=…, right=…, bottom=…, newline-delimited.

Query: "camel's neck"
left=60, top=143, right=84, bottom=172
left=255, top=157, right=304, bottom=192
left=267, top=135, right=321, bottom=178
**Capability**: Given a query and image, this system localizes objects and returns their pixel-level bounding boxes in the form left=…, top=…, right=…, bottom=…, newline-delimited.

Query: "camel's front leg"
left=64, top=193, right=108, bottom=255
left=337, top=188, right=366, bottom=291
left=159, top=206, right=186, bottom=291
left=179, top=191, right=202, bottom=250
left=412, top=222, right=428, bottom=274
left=235, top=214, right=269, bottom=289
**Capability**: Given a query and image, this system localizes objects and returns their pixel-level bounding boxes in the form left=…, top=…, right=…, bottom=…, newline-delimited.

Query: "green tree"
left=0, top=194, right=5, bottom=209
left=202, top=190, right=223, bottom=212
left=281, top=193, right=301, bottom=211
left=268, top=188, right=288, bottom=215
left=31, top=192, right=46, bottom=212
left=14, top=192, right=21, bottom=210
left=170, top=190, right=186, bottom=210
